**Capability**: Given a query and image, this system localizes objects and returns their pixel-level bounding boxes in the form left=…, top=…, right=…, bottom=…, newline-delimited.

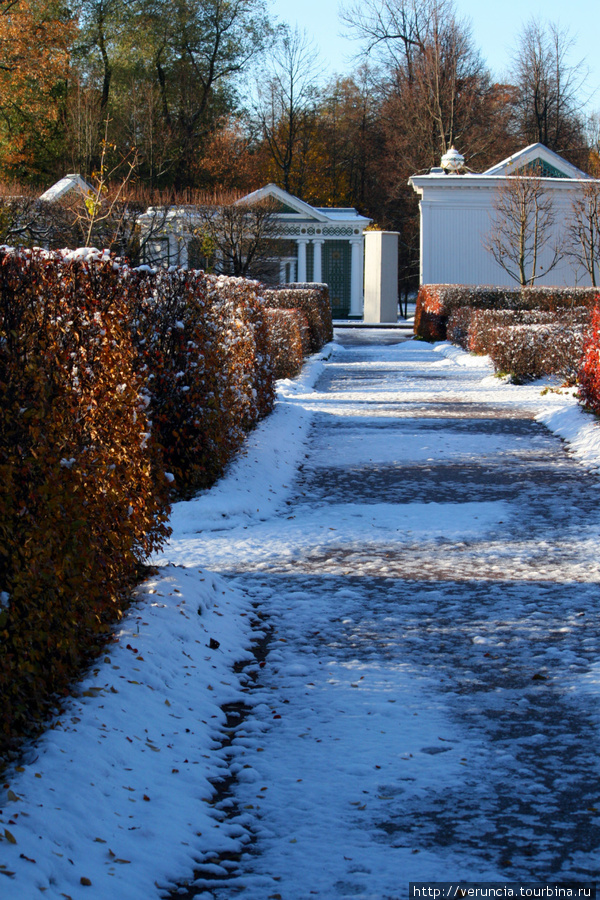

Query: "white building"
left=142, top=184, right=371, bottom=319
left=39, top=173, right=94, bottom=203
left=408, top=143, right=599, bottom=287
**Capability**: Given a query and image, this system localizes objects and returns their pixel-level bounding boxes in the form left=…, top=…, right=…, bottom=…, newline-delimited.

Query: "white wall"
left=413, top=176, right=593, bottom=287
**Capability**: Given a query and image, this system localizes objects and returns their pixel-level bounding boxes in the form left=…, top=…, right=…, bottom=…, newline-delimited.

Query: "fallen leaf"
left=4, top=829, right=16, bottom=844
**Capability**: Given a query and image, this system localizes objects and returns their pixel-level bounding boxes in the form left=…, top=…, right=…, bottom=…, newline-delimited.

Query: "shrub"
left=446, top=307, right=475, bottom=349
left=460, top=308, right=590, bottom=382
left=0, top=248, right=171, bottom=754
left=129, top=270, right=276, bottom=498
left=0, top=249, right=284, bottom=759
left=264, top=308, right=310, bottom=379
left=262, top=283, right=333, bottom=352
left=579, top=302, right=600, bottom=414
left=415, top=284, right=598, bottom=341
left=467, top=309, right=561, bottom=356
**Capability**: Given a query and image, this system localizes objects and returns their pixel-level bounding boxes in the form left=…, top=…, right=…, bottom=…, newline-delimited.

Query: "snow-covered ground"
left=2, top=333, right=600, bottom=899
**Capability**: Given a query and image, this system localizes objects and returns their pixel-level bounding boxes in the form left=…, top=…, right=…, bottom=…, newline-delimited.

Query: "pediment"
left=484, top=143, right=589, bottom=180
left=237, top=184, right=330, bottom=222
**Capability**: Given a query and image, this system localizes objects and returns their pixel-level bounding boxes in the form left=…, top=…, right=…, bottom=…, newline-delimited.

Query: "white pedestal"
left=363, top=232, right=399, bottom=323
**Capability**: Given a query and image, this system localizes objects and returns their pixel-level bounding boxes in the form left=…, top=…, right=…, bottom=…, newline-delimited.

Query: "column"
left=350, top=237, right=364, bottom=317
left=313, top=239, right=324, bottom=283
left=297, top=238, right=308, bottom=282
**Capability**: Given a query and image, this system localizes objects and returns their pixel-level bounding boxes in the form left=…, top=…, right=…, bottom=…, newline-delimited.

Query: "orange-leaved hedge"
left=446, top=306, right=590, bottom=382
left=579, top=302, right=600, bottom=414
left=264, top=308, right=310, bottom=379
left=415, top=284, right=599, bottom=342
left=129, top=270, right=275, bottom=498
left=0, top=248, right=171, bottom=755
left=262, top=283, right=333, bottom=353
left=0, top=251, right=282, bottom=760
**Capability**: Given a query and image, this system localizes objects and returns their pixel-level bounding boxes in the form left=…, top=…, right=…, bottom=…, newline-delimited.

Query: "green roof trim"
left=514, top=157, right=570, bottom=178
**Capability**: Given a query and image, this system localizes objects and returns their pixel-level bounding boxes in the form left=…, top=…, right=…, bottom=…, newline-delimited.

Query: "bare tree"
left=67, top=118, right=139, bottom=247
left=485, top=172, right=563, bottom=286
left=192, top=195, right=287, bottom=279
left=255, top=25, right=323, bottom=195
left=0, top=186, right=78, bottom=249
left=566, top=181, right=600, bottom=286
left=510, top=19, right=587, bottom=155
left=341, top=0, right=499, bottom=166
left=341, top=0, right=435, bottom=74
left=585, top=111, right=600, bottom=173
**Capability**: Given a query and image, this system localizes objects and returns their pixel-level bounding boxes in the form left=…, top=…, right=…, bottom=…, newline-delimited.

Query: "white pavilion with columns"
left=141, top=184, right=371, bottom=319
left=239, top=184, right=371, bottom=318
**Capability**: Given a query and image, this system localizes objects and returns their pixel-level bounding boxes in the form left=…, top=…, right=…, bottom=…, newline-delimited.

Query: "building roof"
left=39, top=174, right=94, bottom=202
left=408, top=144, right=600, bottom=199
left=482, top=143, right=592, bottom=180
left=239, top=183, right=371, bottom=226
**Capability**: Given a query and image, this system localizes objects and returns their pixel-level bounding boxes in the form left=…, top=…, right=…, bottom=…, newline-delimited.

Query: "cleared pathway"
left=173, top=331, right=600, bottom=899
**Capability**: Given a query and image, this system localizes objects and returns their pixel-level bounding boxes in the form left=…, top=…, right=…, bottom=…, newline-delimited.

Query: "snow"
left=2, top=335, right=600, bottom=898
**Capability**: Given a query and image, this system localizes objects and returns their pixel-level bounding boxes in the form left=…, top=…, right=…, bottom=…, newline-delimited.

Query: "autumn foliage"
left=129, top=269, right=276, bottom=498
left=264, top=308, right=311, bottom=379
left=415, top=284, right=599, bottom=342
left=448, top=307, right=590, bottom=382
left=263, top=284, right=333, bottom=353
left=0, top=249, right=171, bottom=751
left=0, top=1, right=74, bottom=176
left=0, top=249, right=333, bottom=759
left=578, top=302, right=600, bottom=414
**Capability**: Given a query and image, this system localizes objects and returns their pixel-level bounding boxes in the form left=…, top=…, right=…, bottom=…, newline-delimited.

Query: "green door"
left=322, top=241, right=351, bottom=318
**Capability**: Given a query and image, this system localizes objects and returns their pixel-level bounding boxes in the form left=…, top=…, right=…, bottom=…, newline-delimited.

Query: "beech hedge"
left=579, top=303, right=600, bottom=414
left=0, top=249, right=288, bottom=760
left=130, top=269, right=276, bottom=498
left=0, top=248, right=171, bottom=754
left=447, top=306, right=590, bottom=382
left=262, top=283, right=333, bottom=353
left=264, top=308, right=310, bottom=379
left=415, top=284, right=598, bottom=341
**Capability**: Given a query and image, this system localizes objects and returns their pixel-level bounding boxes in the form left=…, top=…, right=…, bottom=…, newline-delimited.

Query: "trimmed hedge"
left=415, top=284, right=599, bottom=341
left=447, top=306, right=590, bottom=382
left=130, top=270, right=275, bottom=497
left=264, top=308, right=310, bottom=379
left=0, top=248, right=171, bottom=754
left=579, top=303, right=600, bottom=414
left=262, top=283, right=333, bottom=352
left=0, top=250, right=283, bottom=760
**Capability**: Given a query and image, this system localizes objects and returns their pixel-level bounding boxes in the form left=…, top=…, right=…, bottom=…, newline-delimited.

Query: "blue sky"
left=270, top=0, right=599, bottom=114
